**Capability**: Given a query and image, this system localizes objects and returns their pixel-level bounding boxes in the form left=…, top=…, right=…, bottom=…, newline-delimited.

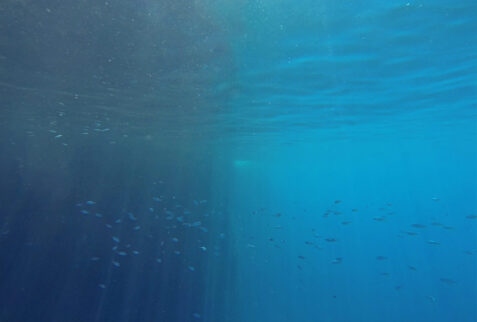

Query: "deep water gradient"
left=0, top=1, right=476, bottom=322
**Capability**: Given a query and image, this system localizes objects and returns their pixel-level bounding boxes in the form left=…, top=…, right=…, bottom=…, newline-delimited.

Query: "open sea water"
left=0, top=1, right=476, bottom=321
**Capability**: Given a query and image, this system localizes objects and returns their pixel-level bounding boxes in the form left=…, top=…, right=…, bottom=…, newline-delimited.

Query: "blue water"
left=0, top=1, right=476, bottom=321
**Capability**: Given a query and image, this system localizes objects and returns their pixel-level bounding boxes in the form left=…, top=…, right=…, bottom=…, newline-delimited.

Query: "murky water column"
left=0, top=1, right=237, bottom=322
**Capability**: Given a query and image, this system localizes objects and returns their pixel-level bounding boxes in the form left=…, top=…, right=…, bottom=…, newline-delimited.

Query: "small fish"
left=192, top=313, right=201, bottom=319
left=247, top=243, right=256, bottom=248
left=426, top=295, right=436, bottom=303
left=94, top=128, right=110, bottom=132
left=133, top=225, right=141, bottom=231
left=431, top=197, right=440, bottom=201
left=341, top=221, right=352, bottom=225
left=331, top=257, right=342, bottom=264
left=200, top=246, right=207, bottom=251
left=298, top=255, right=305, bottom=260
left=325, top=238, right=337, bottom=242
left=90, top=257, right=100, bottom=261
left=334, top=200, right=342, bottom=204
left=115, top=218, right=122, bottom=224
left=156, top=258, right=162, bottom=263
left=112, top=236, right=120, bottom=243
left=54, top=134, right=63, bottom=139
left=411, top=224, right=426, bottom=229
left=117, top=251, right=127, bottom=256
left=86, top=201, right=96, bottom=205
left=376, top=256, right=388, bottom=260
left=132, top=250, right=140, bottom=255
left=274, top=213, right=282, bottom=218
left=106, top=224, right=112, bottom=229
left=112, top=261, right=120, bottom=267
left=403, top=231, right=418, bottom=236
left=408, top=265, right=417, bottom=271
left=98, top=284, right=106, bottom=289
left=352, top=209, right=359, bottom=212
left=149, top=208, right=154, bottom=212
left=128, top=213, right=137, bottom=221
left=188, top=266, right=195, bottom=271
left=373, top=217, right=385, bottom=222
left=440, top=278, right=456, bottom=285
left=80, top=210, right=89, bottom=215
left=95, top=213, right=103, bottom=218
left=427, top=240, right=440, bottom=246
left=466, top=215, right=477, bottom=219
left=172, top=237, right=179, bottom=243
left=174, top=251, right=181, bottom=255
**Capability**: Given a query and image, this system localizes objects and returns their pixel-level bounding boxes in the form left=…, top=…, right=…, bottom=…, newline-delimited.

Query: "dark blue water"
left=0, top=1, right=476, bottom=321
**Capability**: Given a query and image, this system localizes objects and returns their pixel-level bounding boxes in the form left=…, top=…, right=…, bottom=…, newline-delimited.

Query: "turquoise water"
left=0, top=1, right=476, bottom=321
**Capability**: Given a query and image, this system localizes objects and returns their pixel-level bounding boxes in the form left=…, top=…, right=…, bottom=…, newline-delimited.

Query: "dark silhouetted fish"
left=331, top=257, right=342, bottom=264
left=440, top=278, right=456, bottom=285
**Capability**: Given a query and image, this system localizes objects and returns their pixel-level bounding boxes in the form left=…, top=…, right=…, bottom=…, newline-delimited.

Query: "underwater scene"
left=0, top=0, right=476, bottom=321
